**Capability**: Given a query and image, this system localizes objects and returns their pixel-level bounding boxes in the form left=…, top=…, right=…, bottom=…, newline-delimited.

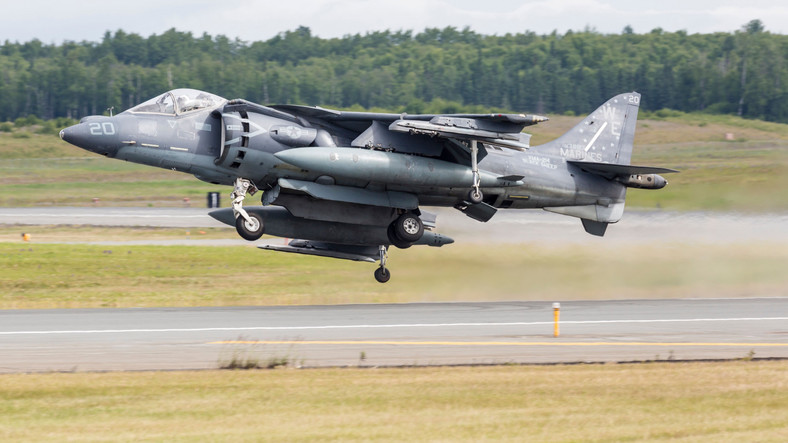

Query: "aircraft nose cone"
left=60, top=118, right=120, bottom=156
left=60, top=123, right=96, bottom=151
left=60, top=124, right=88, bottom=148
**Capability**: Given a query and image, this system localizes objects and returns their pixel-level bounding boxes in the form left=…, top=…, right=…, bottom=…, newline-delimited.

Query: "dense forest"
left=0, top=20, right=786, bottom=122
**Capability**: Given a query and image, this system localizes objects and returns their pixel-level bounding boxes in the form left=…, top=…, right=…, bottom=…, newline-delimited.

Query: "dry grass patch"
left=0, top=361, right=786, bottom=441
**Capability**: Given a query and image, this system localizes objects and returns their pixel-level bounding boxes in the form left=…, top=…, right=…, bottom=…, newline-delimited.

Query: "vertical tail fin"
left=539, top=92, right=641, bottom=234
left=535, top=92, right=641, bottom=165
left=538, top=92, right=676, bottom=236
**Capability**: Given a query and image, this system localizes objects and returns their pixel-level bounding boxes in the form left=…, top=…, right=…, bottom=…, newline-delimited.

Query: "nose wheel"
left=235, top=212, right=264, bottom=241
left=374, top=245, right=391, bottom=283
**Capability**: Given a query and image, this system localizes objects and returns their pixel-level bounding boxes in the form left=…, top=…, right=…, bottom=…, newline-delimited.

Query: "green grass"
left=1, top=362, right=786, bottom=441
left=625, top=141, right=788, bottom=210
left=2, top=238, right=787, bottom=309
left=0, top=154, right=228, bottom=207
left=0, top=225, right=235, bottom=241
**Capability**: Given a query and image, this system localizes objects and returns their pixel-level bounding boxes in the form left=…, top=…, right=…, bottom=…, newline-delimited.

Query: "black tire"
left=374, top=267, right=391, bottom=283
left=468, top=188, right=483, bottom=204
left=387, top=224, right=412, bottom=249
left=235, top=212, right=264, bottom=241
left=394, top=213, right=424, bottom=243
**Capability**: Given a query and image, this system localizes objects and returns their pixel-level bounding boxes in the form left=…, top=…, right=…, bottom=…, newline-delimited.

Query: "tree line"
left=0, top=20, right=785, bottom=123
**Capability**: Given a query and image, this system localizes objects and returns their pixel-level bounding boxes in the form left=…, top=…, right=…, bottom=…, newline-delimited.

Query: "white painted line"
left=1, top=317, right=787, bottom=336
left=584, top=121, right=608, bottom=152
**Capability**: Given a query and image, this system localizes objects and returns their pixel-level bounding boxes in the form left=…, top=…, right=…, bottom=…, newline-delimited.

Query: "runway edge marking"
left=209, top=340, right=788, bottom=347
left=3, top=317, right=788, bottom=335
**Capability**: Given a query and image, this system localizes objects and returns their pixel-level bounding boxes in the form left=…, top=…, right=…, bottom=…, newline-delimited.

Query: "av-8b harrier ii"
left=61, top=89, right=676, bottom=282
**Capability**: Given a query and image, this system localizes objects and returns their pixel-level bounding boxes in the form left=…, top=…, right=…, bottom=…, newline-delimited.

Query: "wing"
left=270, top=104, right=547, bottom=132
left=567, top=161, right=679, bottom=179
left=269, top=104, right=548, bottom=153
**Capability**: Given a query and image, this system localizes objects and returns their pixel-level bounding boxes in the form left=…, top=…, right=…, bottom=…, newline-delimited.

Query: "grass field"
left=2, top=112, right=787, bottom=210
left=2, top=231, right=787, bottom=308
left=1, top=361, right=786, bottom=441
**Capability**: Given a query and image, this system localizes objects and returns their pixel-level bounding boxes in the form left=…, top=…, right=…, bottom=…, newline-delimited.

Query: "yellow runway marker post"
left=553, top=302, right=561, bottom=337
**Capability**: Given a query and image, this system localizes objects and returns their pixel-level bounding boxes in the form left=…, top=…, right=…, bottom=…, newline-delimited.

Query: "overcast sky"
left=2, top=0, right=785, bottom=44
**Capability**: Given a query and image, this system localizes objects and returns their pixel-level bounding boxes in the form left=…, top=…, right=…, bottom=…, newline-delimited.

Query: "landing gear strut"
left=374, top=245, right=391, bottom=283
left=468, top=139, right=483, bottom=204
left=231, top=178, right=264, bottom=241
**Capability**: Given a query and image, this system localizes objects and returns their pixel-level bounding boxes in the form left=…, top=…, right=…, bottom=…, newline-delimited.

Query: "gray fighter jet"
left=60, top=89, right=676, bottom=282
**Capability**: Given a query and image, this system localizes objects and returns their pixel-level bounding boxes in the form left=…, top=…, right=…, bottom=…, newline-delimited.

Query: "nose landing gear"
left=231, top=177, right=264, bottom=241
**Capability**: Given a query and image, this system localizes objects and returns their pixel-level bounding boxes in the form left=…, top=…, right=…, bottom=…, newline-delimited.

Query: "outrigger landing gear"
left=231, top=177, right=264, bottom=241
left=374, top=245, right=391, bottom=283
left=468, top=139, right=484, bottom=204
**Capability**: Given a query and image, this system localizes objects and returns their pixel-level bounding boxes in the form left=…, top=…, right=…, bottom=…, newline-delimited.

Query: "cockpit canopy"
left=124, top=89, right=226, bottom=115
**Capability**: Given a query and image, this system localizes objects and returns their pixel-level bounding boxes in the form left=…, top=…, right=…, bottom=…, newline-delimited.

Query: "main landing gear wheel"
left=393, top=212, right=424, bottom=243
left=374, top=267, right=391, bottom=283
left=387, top=224, right=412, bottom=249
left=235, top=212, right=264, bottom=241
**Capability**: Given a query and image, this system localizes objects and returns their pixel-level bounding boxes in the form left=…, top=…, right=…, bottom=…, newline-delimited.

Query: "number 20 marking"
left=627, top=95, right=640, bottom=104
left=89, top=122, right=116, bottom=135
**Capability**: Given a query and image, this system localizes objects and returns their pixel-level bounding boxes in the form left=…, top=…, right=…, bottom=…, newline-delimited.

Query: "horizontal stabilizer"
left=568, top=160, right=679, bottom=179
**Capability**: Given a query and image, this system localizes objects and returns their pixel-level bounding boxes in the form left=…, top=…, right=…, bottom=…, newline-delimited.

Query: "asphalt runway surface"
left=1, top=299, right=787, bottom=373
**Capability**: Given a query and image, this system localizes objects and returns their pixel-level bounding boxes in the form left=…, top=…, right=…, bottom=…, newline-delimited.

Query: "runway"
left=2, top=299, right=786, bottom=373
